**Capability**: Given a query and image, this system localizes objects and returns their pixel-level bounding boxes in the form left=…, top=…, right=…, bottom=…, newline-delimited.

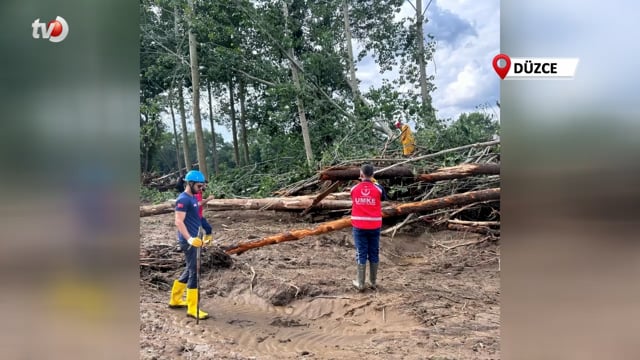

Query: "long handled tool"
left=196, top=226, right=203, bottom=324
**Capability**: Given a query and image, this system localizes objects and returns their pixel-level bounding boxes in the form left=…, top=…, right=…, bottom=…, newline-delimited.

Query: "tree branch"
left=232, top=68, right=278, bottom=87
left=406, top=0, right=417, bottom=12
left=239, top=1, right=393, bottom=138
left=422, top=0, right=434, bottom=17
left=374, top=140, right=501, bottom=175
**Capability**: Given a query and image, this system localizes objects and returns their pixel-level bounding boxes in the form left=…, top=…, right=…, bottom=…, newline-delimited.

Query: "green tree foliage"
left=443, top=112, right=500, bottom=148
left=139, top=0, right=499, bottom=198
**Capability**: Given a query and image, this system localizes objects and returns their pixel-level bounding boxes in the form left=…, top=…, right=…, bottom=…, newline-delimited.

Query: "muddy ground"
left=140, top=210, right=500, bottom=360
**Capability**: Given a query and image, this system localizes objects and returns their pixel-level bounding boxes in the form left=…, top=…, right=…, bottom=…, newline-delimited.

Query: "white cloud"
left=356, top=0, right=500, bottom=122
left=160, top=0, right=501, bottom=141
left=441, top=63, right=481, bottom=106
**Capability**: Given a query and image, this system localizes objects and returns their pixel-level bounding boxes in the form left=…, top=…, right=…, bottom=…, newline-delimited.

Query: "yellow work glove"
left=371, top=177, right=378, bottom=184
left=187, top=237, right=203, bottom=247
left=203, top=234, right=213, bottom=245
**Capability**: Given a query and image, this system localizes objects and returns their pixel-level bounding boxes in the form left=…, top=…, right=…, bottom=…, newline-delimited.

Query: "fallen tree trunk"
left=224, top=188, right=500, bottom=255
left=447, top=223, right=500, bottom=236
left=147, top=182, right=179, bottom=192
left=319, top=166, right=414, bottom=181
left=140, top=202, right=176, bottom=217
left=447, top=219, right=500, bottom=227
left=418, top=163, right=500, bottom=182
left=224, top=217, right=353, bottom=255
left=301, top=181, right=342, bottom=216
left=140, top=193, right=355, bottom=217
left=381, top=188, right=500, bottom=217
left=203, top=198, right=355, bottom=211
left=375, top=140, right=500, bottom=174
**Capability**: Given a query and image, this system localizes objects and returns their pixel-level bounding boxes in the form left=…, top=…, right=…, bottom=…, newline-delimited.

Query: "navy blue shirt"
left=175, top=192, right=201, bottom=244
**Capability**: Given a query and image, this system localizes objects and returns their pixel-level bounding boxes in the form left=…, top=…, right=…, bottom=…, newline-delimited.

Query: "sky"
left=161, top=0, right=500, bottom=140
left=355, top=0, right=500, bottom=125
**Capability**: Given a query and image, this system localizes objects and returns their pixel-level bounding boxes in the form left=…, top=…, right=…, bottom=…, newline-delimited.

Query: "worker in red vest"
left=350, top=164, right=387, bottom=291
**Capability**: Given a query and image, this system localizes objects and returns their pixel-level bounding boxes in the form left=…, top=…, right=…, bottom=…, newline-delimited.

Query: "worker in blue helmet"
left=168, top=170, right=209, bottom=319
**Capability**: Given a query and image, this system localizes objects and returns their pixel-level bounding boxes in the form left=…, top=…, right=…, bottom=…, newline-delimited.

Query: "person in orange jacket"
left=395, top=121, right=415, bottom=156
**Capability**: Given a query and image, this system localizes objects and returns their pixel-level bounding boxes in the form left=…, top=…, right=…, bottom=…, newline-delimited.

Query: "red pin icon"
left=492, top=54, right=511, bottom=79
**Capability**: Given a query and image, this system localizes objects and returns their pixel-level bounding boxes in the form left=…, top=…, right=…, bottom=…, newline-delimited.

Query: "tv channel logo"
left=32, top=16, right=69, bottom=43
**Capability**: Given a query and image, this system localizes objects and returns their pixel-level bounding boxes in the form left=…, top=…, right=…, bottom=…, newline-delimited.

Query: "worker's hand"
left=206, top=194, right=215, bottom=202
left=188, top=237, right=204, bottom=248
left=371, top=177, right=378, bottom=184
left=203, top=234, right=213, bottom=245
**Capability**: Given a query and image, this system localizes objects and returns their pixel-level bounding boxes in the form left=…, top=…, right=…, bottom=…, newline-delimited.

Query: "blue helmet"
left=185, top=170, right=205, bottom=183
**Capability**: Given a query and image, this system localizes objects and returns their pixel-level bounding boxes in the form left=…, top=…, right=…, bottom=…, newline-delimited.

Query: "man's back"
left=350, top=180, right=384, bottom=230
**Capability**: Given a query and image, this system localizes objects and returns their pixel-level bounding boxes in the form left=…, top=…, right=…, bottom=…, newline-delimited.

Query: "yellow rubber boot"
left=168, top=280, right=188, bottom=308
left=186, top=288, right=209, bottom=320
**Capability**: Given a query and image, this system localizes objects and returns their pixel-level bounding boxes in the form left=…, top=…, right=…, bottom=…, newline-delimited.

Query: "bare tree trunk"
left=289, top=55, right=314, bottom=167
left=340, top=0, right=393, bottom=139
left=168, top=89, right=183, bottom=175
left=228, top=78, right=240, bottom=166
left=320, top=165, right=415, bottom=181
left=283, top=3, right=313, bottom=167
left=238, top=78, right=250, bottom=165
left=140, top=195, right=359, bottom=217
left=417, top=163, right=500, bottom=182
left=447, top=223, right=499, bottom=236
left=342, top=0, right=358, bottom=96
left=141, top=113, right=150, bottom=172
left=207, top=80, right=219, bottom=176
left=301, top=181, right=342, bottom=216
left=415, top=0, right=433, bottom=116
left=174, top=5, right=191, bottom=171
left=186, top=0, right=208, bottom=178
left=177, top=84, right=191, bottom=171
left=144, top=149, right=150, bottom=173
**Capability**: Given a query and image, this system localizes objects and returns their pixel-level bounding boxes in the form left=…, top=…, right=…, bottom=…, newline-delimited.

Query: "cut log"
left=140, top=193, right=359, bottom=217
left=203, top=198, right=355, bottom=211
left=319, top=166, right=415, bottom=181
left=223, top=188, right=500, bottom=255
left=382, top=188, right=500, bottom=218
left=375, top=140, right=500, bottom=174
left=147, top=182, right=180, bottom=192
left=447, top=219, right=500, bottom=227
left=140, top=202, right=175, bottom=217
left=447, top=223, right=500, bottom=236
left=301, top=181, right=342, bottom=216
left=223, top=217, right=352, bottom=255
left=418, top=163, right=500, bottom=182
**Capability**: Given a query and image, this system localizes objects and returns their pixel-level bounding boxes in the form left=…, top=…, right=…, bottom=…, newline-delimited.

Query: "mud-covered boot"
left=352, top=264, right=366, bottom=291
left=369, top=262, right=379, bottom=290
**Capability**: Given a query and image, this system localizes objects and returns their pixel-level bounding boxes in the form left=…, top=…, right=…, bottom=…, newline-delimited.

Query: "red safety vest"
left=350, top=180, right=383, bottom=229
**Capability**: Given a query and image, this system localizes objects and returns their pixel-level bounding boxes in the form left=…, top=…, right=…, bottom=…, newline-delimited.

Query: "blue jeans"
left=353, top=227, right=380, bottom=265
left=178, top=218, right=210, bottom=289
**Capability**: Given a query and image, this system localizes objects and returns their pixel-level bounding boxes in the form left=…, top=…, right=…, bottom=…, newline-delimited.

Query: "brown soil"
left=140, top=210, right=500, bottom=359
